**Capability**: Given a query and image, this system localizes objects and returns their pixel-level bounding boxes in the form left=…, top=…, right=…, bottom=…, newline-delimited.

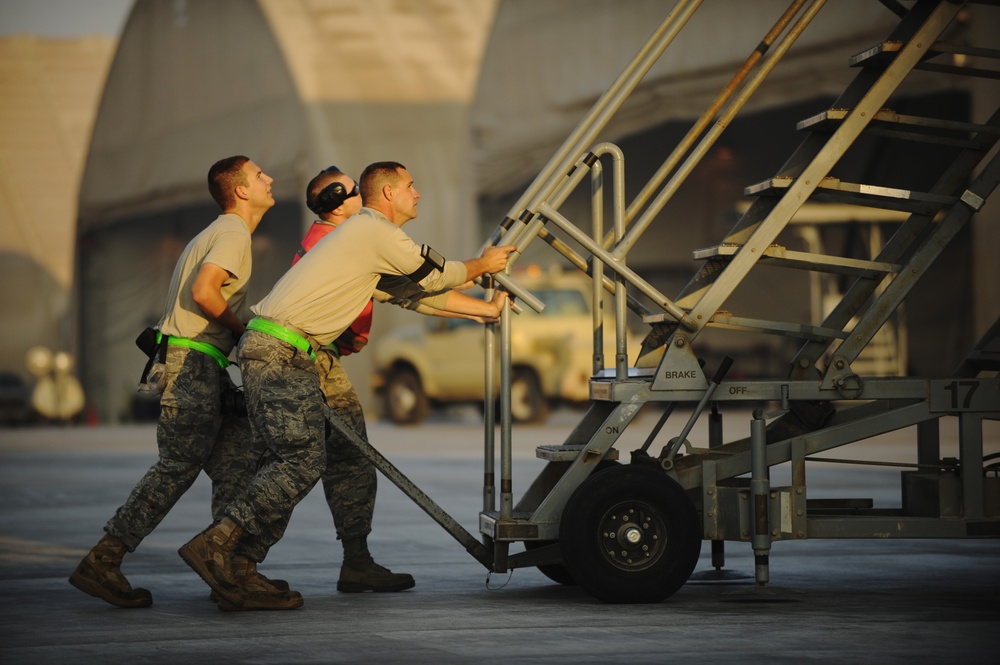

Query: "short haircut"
left=208, top=156, right=251, bottom=210
left=360, top=161, right=406, bottom=205
left=306, top=166, right=345, bottom=214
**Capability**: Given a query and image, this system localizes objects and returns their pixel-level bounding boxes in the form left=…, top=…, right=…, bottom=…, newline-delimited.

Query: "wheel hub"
left=600, top=502, right=666, bottom=571
left=622, top=525, right=643, bottom=545
left=389, top=384, right=416, bottom=413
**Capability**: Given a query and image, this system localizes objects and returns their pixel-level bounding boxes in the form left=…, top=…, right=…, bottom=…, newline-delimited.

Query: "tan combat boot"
left=232, top=555, right=292, bottom=592
left=178, top=517, right=245, bottom=608
left=337, top=553, right=415, bottom=593
left=68, top=534, right=153, bottom=608
left=215, top=555, right=303, bottom=611
left=208, top=554, right=289, bottom=601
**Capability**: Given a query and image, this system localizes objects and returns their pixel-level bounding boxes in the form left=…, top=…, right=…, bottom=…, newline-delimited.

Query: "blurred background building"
left=0, top=28, right=117, bottom=424
left=1, top=0, right=997, bottom=424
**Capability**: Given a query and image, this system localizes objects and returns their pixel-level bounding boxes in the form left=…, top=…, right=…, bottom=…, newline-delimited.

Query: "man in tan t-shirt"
left=225, top=166, right=508, bottom=599
left=179, top=161, right=514, bottom=610
left=70, top=156, right=285, bottom=609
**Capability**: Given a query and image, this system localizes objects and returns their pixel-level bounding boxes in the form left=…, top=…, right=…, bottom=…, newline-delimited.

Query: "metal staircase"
left=470, top=0, right=1000, bottom=603
left=332, top=0, right=999, bottom=605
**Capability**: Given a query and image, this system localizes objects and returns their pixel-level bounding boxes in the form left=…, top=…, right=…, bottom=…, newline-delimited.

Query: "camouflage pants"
left=315, top=349, right=376, bottom=541
left=105, top=345, right=248, bottom=552
left=233, top=345, right=378, bottom=562
left=230, top=330, right=326, bottom=560
left=204, top=408, right=258, bottom=523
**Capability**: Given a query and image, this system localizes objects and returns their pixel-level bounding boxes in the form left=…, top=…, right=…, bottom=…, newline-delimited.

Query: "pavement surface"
left=1, top=407, right=998, bottom=664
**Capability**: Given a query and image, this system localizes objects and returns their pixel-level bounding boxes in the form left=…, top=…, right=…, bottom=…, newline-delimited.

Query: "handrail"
left=537, top=200, right=697, bottom=331
left=616, top=0, right=826, bottom=257
left=615, top=0, right=812, bottom=246
left=478, top=0, right=704, bottom=255
left=484, top=1, right=827, bottom=325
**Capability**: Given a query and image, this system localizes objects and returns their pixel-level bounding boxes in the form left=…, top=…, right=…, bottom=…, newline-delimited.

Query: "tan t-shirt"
left=157, top=213, right=252, bottom=355
left=252, top=207, right=467, bottom=346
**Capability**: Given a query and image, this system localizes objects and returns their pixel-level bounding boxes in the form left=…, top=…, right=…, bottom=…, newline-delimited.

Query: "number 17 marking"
left=943, top=380, right=978, bottom=409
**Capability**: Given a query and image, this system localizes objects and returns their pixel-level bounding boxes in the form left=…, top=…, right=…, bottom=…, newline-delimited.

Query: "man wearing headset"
left=292, top=166, right=505, bottom=596
left=179, top=162, right=514, bottom=610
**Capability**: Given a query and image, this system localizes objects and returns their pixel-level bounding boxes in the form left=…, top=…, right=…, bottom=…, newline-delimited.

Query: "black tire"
left=524, top=460, right=620, bottom=586
left=524, top=539, right=576, bottom=585
left=559, top=465, right=701, bottom=603
left=383, top=367, right=429, bottom=425
left=510, top=367, right=549, bottom=423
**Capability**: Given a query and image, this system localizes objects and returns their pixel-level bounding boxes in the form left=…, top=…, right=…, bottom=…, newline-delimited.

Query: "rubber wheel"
left=383, top=368, right=429, bottom=425
left=524, top=461, right=620, bottom=586
left=510, top=368, right=549, bottom=423
left=559, top=465, right=701, bottom=603
left=524, top=540, right=576, bottom=585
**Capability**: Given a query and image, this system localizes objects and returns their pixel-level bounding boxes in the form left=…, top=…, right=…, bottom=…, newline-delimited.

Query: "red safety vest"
left=294, top=222, right=373, bottom=356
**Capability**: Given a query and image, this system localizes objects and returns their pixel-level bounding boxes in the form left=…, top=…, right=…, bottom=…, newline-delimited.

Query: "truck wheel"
left=559, top=465, right=701, bottom=603
left=510, top=368, right=549, bottom=423
left=383, top=368, right=429, bottom=425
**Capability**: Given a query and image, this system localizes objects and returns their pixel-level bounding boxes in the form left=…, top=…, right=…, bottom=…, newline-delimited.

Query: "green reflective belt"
left=246, top=318, right=317, bottom=361
left=156, top=331, right=230, bottom=369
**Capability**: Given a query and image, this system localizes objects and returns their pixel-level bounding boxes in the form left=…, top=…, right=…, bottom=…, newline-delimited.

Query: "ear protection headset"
left=308, top=180, right=359, bottom=215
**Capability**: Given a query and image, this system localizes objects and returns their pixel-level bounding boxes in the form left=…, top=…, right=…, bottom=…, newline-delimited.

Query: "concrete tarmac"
left=1, top=408, right=998, bottom=664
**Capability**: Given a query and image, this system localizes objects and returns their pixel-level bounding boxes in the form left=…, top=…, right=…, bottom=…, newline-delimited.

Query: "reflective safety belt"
left=246, top=318, right=317, bottom=361
left=156, top=331, right=230, bottom=369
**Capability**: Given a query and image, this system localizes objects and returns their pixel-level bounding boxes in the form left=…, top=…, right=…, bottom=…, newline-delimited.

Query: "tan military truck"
left=371, top=266, right=648, bottom=424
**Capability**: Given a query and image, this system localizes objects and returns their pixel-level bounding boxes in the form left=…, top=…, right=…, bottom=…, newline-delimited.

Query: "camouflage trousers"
left=232, top=342, right=378, bottom=562
left=314, top=348, right=376, bottom=542
left=230, top=330, right=326, bottom=560
left=105, top=345, right=252, bottom=552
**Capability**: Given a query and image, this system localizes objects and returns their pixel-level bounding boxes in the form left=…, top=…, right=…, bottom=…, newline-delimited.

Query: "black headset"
left=308, top=180, right=359, bottom=215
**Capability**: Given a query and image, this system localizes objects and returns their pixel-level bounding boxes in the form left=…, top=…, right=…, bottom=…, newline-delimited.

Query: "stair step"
left=704, top=312, right=847, bottom=342
left=593, top=367, right=657, bottom=379
left=642, top=314, right=684, bottom=325
left=798, top=108, right=1000, bottom=148
left=961, top=351, right=1000, bottom=372
left=535, top=444, right=619, bottom=462
left=644, top=309, right=854, bottom=342
left=693, top=243, right=900, bottom=278
left=745, top=176, right=958, bottom=213
left=953, top=318, right=1000, bottom=377
left=850, top=40, right=1000, bottom=80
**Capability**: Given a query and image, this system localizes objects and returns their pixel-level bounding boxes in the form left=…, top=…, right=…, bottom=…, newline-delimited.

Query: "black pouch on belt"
left=136, top=327, right=167, bottom=383
left=136, top=327, right=158, bottom=357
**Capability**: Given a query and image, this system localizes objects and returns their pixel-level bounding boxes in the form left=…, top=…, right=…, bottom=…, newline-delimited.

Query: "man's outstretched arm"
left=462, top=245, right=516, bottom=282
